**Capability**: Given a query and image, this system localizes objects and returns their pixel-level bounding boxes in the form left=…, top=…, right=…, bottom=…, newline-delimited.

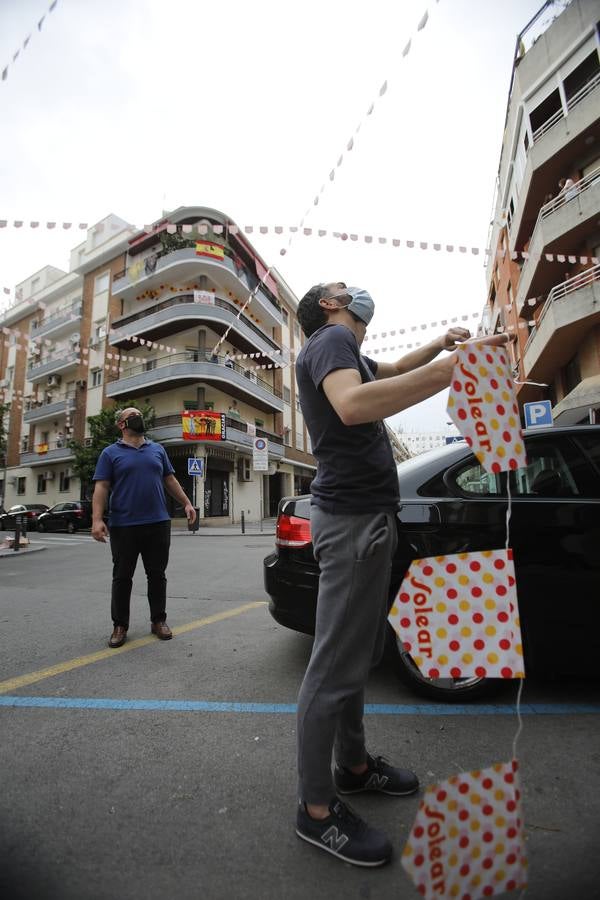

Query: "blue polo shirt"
left=93, top=439, right=175, bottom=527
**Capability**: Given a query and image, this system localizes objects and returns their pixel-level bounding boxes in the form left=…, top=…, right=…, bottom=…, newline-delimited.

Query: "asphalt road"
left=1, top=533, right=599, bottom=900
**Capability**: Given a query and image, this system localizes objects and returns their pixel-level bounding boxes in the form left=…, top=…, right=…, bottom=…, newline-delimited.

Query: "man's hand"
left=92, top=519, right=109, bottom=543
left=439, top=327, right=471, bottom=351
left=184, top=503, right=197, bottom=525
left=467, top=332, right=510, bottom=348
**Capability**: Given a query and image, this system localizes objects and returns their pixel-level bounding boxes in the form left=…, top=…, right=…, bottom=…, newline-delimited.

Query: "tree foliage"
left=68, top=400, right=156, bottom=498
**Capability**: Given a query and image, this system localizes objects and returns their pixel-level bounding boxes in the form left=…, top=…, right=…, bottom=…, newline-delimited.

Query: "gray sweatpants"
left=297, top=507, right=398, bottom=804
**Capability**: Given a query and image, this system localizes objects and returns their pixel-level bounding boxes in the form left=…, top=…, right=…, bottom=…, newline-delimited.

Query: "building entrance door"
left=204, top=472, right=230, bottom=517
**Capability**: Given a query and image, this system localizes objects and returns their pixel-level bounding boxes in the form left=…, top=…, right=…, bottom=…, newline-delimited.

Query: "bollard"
left=241, top=510, right=245, bottom=534
left=14, top=517, right=21, bottom=551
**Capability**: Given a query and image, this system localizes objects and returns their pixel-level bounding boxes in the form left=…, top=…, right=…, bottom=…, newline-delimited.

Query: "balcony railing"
left=26, top=349, right=80, bottom=381
left=523, top=264, right=600, bottom=355
left=31, top=301, right=82, bottom=337
left=539, top=166, right=600, bottom=221
left=532, top=71, right=600, bottom=144
left=23, top=393, right=77, bottom=424
left=114, top=351, right=280, bottom=396
left=20, top=439, right=74, bottom=466
left=112, top=244, right=281, bottom=315
left=110, top=292, right=281, bottom=353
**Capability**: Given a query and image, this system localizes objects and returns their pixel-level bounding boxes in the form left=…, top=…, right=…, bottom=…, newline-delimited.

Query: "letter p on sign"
left=524, top=400, right=553, bottom=428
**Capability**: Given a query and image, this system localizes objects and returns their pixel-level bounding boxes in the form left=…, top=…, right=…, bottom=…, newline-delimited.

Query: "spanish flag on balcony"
left=195, top=242, right=225, bottom=260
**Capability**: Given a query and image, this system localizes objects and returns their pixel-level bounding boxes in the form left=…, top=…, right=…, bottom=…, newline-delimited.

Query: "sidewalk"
left=172, top=518, right=276, bottom=537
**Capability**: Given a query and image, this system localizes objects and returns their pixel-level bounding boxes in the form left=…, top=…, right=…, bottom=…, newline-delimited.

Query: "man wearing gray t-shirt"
left=294, top=282, right=506, bottom=867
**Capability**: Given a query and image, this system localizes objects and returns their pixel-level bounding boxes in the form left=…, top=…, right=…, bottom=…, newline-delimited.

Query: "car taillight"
left=276, top=514, right=312, bottom=548
left=26, top=511, right=36, bottom=518
left=74, top=509, right=83, bottom=517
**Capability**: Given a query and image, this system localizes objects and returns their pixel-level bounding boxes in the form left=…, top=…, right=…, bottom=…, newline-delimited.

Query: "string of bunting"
left=278, top=1, right=437, bottom=258
left=1, top=218, right=597, bottom=302
left=2, top=0, right=59, bottom=83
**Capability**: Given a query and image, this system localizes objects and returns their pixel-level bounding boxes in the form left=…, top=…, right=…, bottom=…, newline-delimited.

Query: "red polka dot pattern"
left=402, top=759, right=527, bottom=899
left=446, top=345, right=527, bottom=474
left=388, top=551, right=525, bottom=679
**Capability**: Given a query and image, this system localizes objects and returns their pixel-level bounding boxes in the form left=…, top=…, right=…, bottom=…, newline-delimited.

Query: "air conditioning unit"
left=47, top=374, right=62, bottom=387
left=237, top=458, right=252, bottom=483
left=69, top=334, right=80, bottom=345
left=44, top=471, right=55, bottom=480
left=76, top=379, right=87, bottom=388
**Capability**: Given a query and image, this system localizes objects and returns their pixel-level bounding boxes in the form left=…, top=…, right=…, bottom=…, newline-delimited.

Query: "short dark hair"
left=297, top=284, right=328, bottom=337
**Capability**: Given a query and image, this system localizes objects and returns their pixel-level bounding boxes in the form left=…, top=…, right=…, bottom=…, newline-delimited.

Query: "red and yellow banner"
left=36, top=443, right=49, bottom=454
left=182, top=410, right=226, bottom=441
left=195, top=242, right=225, bottom=260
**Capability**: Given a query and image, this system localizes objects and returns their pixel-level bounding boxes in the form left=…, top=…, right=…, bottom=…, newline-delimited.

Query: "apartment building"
left=485, top=0, right=600, bottom=425
left=0, top=207, right=316, bottom=522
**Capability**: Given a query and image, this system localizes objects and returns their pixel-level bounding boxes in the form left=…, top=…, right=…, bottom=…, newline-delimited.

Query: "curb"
left=0, top=544, right=47, bottom=559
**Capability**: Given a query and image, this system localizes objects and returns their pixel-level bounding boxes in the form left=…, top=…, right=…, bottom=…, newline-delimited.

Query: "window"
left=91, top=369, right=102, bottom=387
left=529, top=89, right=562, bottom=135
left=295, top=431, right=304, bottom=450
left=21, top=437, right=29, bottom=452
left=37, top=473, right=47, bottom=494
left=450, top=438, right=592, bottom=499
left=564, top=52, right=600, bottom=102
left=293, top=321, right=300, bottom=341
left=282, top=308, right=289, bottom=325
left=563, top=354, right=581, bottom=396
left=284, top=428, right=291, bottom=447
left=143, top=359, right=157, bottom=371
left=59, top=471, right=71, bottom=492
left=94, top=272, right=110, bottom=295
left=17, top=477, right=26, bottom=495
left=283, top=386, right=291, bottom=404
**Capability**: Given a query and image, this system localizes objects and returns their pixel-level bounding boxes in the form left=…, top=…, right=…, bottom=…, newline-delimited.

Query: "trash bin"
left=188, top=508, right=200, bottom=532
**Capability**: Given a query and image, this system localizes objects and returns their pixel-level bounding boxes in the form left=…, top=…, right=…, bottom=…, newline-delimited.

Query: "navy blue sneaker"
left=334, top=754, right=419, bottom=796
left=296, top=798, right=392, bottom=867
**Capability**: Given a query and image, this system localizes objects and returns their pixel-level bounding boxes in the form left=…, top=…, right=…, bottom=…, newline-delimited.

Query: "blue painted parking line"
left=1, top=696, right=600, bottom=714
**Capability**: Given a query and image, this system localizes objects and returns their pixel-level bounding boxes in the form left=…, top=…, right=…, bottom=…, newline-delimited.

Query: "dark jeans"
left=109, top=522, right=171, bottom=628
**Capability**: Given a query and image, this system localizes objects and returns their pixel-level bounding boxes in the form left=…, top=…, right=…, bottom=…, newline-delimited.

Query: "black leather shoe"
left=108, top=625, right=127, bottom=648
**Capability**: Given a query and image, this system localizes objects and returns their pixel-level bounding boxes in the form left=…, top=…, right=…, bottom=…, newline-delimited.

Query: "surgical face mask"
left=345, top=286, right=374, bottom=326
left=123, top=414, right=145, bottom=434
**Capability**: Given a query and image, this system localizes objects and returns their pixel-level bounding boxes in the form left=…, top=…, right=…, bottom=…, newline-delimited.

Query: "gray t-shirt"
left=296, top=324, right=400, bottom=514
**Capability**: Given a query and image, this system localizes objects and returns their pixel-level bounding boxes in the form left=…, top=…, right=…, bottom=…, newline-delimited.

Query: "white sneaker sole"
left=295, top=829, right=391, bottom=867
left=335, top=785, right=418, bottom=796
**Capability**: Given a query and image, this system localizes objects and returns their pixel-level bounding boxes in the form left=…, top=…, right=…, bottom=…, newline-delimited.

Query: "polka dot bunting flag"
left=388, top=550, right=525, bottom=680
left=402, top=759, right=527, bottom=900
left=447, top=345, right=527, bottom=474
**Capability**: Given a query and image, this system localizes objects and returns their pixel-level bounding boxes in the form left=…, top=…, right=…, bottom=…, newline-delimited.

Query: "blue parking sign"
left=524, top=400, right=553, bottom=429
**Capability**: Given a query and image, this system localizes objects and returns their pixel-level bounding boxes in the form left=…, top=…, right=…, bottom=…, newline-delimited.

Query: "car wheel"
left=37, top=522, right=45, bottom=532
left=67, top=522, right=76, bottom=534
left=387, top=626, right=498, bottom=702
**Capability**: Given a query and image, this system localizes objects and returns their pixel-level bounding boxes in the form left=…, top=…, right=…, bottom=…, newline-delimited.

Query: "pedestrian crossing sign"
left=187, top=457, right=204, bottom=477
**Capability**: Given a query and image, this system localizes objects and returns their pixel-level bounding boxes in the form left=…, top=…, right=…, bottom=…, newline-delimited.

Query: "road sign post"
left=252, top=438, right=269, bottom=532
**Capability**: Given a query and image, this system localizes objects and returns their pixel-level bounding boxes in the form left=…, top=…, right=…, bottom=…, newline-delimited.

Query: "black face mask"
left=123, top=415, right=145, bottom=434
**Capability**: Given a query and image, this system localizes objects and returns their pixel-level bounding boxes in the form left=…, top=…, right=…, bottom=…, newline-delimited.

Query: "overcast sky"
left=0, top=0, right=553, bottom=430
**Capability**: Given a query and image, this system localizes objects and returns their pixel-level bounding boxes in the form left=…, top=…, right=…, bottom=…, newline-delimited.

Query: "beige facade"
left=0, top=207, right=316, bottom=520
left=485, top=0, right=600, bottom=425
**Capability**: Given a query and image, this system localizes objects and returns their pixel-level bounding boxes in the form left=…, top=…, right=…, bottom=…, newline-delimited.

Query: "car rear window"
left=450, top=436, right=600, bottom=498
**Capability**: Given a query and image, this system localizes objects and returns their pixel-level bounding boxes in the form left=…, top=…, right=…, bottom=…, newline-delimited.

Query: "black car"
left=0, top=504, right=49, bottom=532
left=37, top=501, right=92, bottom=533
left=264, top=425, right=600, bottom=701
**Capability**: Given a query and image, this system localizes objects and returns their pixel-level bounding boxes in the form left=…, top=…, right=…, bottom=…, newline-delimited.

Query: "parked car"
left=0, top=504, right=49, bottom=531
left=264, top=425, right=600, bottom=701
left=37, top=501, right=93, bottom=533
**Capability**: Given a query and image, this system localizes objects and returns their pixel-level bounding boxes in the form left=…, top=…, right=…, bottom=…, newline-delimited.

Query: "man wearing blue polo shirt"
left=92, top=406, right=196, bottom=648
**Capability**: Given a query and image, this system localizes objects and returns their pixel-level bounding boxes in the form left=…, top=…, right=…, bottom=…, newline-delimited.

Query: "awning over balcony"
left=553, top=375, right=600, bottom=425
left=255, top=259, right=279, bottom=299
